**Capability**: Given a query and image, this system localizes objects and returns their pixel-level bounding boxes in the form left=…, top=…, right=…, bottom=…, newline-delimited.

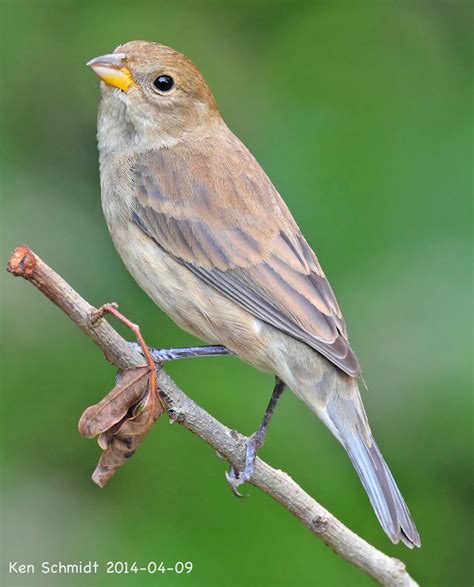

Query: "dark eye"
left=153, top=75, right=174, bottom=92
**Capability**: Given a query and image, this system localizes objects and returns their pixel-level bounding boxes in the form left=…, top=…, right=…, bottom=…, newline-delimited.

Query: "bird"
left=87, top=40, right=420, bottom=548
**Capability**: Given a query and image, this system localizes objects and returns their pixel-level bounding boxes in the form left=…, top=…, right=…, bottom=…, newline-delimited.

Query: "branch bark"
left=7, top=245, right=418, bottom=587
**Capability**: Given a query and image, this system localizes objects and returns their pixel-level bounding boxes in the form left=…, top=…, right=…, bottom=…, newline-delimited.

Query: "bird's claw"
left=225, top=466, right=249, bottom=498
left=225, top=431, right=264, bottom=497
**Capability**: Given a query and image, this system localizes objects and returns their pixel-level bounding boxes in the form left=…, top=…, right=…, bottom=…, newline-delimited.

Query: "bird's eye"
left=153, top=75, right=174, bottom=92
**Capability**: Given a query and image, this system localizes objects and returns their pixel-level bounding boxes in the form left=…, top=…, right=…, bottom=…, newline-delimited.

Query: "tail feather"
left=344, top=429, right=421, bottom=548
left=295, top=364, right=420, bottom=547
left=313, top=377, right=421, bottom=548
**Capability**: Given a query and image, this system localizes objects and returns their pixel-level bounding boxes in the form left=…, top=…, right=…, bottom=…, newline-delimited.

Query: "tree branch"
left=6, top=245, right=418, bottom=587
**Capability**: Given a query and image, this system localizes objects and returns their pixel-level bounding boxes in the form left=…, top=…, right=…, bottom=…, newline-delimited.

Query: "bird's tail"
left=342, top=426, right=420, bottom=547
left=304, top=377, right=420, bottom=548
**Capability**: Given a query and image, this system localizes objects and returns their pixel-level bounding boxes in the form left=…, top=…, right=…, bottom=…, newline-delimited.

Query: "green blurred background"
left=1, top=1, right=472, bottom=586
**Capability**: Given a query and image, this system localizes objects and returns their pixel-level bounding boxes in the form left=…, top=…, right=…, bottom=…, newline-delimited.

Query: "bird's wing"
left=131, top=144, right=360, bottom=376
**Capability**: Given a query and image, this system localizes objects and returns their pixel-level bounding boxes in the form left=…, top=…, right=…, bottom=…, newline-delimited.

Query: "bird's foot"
left=226, top=430, right=265, bottom=497
left=225, top=466, right=247, bottom=497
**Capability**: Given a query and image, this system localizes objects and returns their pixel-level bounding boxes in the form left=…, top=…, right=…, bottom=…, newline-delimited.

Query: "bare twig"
left=7, top=245, right=419, bottom=587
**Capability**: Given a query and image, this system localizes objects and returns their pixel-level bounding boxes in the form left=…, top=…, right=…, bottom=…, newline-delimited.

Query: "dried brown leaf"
left=91, top=388, right=164, bottom=487
left=78, top=367, right=150, bottom=438
left=78, top=366, right=164, bottom=487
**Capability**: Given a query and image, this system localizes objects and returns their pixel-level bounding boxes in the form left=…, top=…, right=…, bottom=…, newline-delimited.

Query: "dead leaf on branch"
left=78, top=367, right=164, bottom=487
left=79, top=367, right=149, bottom=437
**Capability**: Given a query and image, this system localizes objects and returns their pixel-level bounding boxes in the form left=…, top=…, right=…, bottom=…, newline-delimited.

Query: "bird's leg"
left=226, top=377, right=286, bottom=497
left=127, top=343, right=233, bottom=423
left=124, top=327, right=283, bottom=493
left=91, top=303, right=162, bottom=413
left=143, top=343, right=234, bottom=363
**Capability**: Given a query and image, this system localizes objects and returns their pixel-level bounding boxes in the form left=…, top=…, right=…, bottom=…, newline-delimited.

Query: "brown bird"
left=87, top=40, right=420, bottom=547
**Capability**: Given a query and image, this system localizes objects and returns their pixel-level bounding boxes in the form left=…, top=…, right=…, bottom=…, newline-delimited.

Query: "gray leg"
left=131, top=341, right=284, bottom=494
left=226, top=378, right=286, bottom=496
left=130, top=342, right=234, bottom=363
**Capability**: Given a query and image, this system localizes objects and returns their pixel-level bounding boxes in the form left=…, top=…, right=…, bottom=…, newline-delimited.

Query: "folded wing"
left=131, top=142, right=360, bottom=377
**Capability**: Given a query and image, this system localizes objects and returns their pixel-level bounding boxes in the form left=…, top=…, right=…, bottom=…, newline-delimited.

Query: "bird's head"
left=88, top=40, right=220, bottom=149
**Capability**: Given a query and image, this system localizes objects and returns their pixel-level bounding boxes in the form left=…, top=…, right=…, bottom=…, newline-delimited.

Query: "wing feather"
left=131, top=143, right=360, bottom=376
